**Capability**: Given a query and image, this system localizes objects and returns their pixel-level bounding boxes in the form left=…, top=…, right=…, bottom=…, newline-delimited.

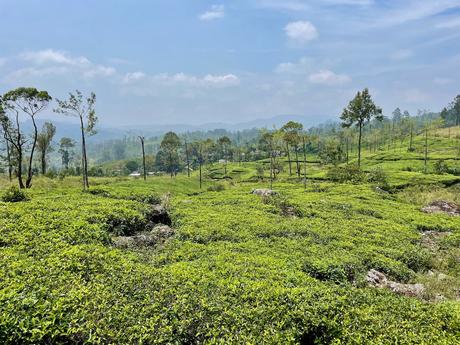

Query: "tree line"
left=1, top=86, right=459, bottom=189
left=0, top=88, right=98, bottom=189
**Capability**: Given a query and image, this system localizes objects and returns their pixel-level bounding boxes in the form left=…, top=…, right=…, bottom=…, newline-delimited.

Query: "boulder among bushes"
left=251, top=189, right=278, bottom=197
left=366, top=269, right=425, bottom=298
left=421, top=200, right=460, bottom=216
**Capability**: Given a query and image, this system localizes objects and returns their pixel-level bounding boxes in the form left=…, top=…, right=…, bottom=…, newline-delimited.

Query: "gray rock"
left=150, top=204, right=172, bottom=225
left=251, top=189, right=278, bottom=197
left=366, top=269, right=425, bottom=298
left=422, top=200, right=460, bottom=216
left=151, top=224, right=175, bottom=239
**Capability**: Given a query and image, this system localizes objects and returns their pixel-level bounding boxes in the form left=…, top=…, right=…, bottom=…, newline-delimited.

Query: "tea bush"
left=1, top=166, right=460, bottom=343
left=1, top=186, right=29, bottom=202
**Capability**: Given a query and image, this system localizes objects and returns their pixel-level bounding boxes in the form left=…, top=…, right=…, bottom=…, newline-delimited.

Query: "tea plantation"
left=1, top=145, right=460, bottom=344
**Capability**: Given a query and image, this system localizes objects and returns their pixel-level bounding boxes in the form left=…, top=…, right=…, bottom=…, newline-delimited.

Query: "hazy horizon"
left=1, top=0, right=459, bottom=126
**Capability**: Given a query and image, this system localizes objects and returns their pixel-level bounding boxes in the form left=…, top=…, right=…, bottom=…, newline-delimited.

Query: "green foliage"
left=1, top=140, right=460, bottom=343
left=1, top=186, right=29, bottom=202
left=125, top=160, right=139, bottom=173
left=207, top=183, right=226, bottom=192
left=367, top=167, right=389, bottom=188
left=327, top=164, right=365, bottom=183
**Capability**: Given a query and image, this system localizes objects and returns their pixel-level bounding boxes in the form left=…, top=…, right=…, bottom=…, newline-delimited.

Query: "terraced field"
left=1, top=145, right=460, bottom=343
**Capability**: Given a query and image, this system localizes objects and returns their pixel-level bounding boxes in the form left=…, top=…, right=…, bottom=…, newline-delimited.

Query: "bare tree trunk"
left=139, top=137, right=146, bottom=181
left=346, top=137, right=349, bottom=164
left=295, top=146, right=300, bottom=177
left=286, top=143, right=292, bottom=176
left=4, top=137, right=12, bottom=181
left=302, top=136, right=307, bottom=190
left=409, top=123, right=413, bottom=151
left=424, top=127, right=428, bottom=174
left=358, top=122, right=363, bottom=168
left=25, top=117, right=38, bottom=188
left=185, top=139, right=190, bottom=177
left=269, top=150, right=273, bottom=190
left=41, top=150, right=46, bottom=175
left=199, top=145, right=202, bottom=189
left=80, top=116, right=89, bottom=190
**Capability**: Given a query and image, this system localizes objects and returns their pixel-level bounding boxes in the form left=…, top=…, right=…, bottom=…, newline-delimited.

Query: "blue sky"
left=0, top=0, right=459, bottom=126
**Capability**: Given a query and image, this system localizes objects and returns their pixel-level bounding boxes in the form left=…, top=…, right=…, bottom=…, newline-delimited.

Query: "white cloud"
left=0, top=57, right=7, bottom=67
left=284, top=21, right=318, bottom=45
left=375, top=1, right=460, bottom=27
left=159, top=73, right=239, bottom=87
left=122, top=71, right=146, bottom=84
left=20, top=49, right=90, bottom=66
left=308, top=69, right=351, bottom=85
left=322, top=0, right=373, bottom=5
left=203, top=74, right=240, bottom=86
left=199, top=5, right=225, bottom=21
left=124, top=72, right=240, bottom=89
left=275, top=57, right=311, bottom=74
left=15, top=49, right=116, bottom=80
left=389, top=49, right=413, bottom=60
left=256, top=1, right=309, bottom=11
left=3, top=66, right=69, bottom=83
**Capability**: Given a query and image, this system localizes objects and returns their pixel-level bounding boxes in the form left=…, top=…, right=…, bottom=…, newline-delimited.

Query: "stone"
left=251, top=189, right=278, bottom=197
left=150, top=204, right=172, bottom=225
left=422, top=200, right=460, bottom=216
left=366, top=269, right=425, bottom=298
left=151, top=224, right=175, bottom=239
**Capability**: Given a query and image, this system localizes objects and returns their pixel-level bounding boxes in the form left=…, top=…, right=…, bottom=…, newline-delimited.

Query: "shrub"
left=434, top=160, right=449, bottom=174
left=367, top=168, right=389, bottom=188
left=327, top=165, right=365, bottom=183
left=255, top=164, right=265, bottom=179
left=207, top=184, right=225, bottom=192
left=1, top=186, right=29, bottom=202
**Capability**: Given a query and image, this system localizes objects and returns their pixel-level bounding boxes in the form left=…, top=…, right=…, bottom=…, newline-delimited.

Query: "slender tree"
left=139, top=136, right=146, bottom=181
left=217, top=136, right=232, bottom=177
left=54, top=90, right=97, bottom=190
left=2, top=88, right=52, bottom=188
left=302, top=134, right=307, bottom=190
left=281, top=121, right=303, bottom=177
left=340, top=88, right=383, bottom=167
left=160, top=131, right=181, bottom=178
left=36, top=122, right=56, bottom=175
left=58, top=137, right=75, bottom=170
left=0, top=103, right=13, bottom=181
left=184, top=138, right=191, bottom=177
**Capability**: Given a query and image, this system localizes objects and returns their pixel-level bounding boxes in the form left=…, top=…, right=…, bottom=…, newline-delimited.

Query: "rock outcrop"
left=366, top=269, right=425, bottom=297
left=251, top=189, right=278, bottom=197
left=422, top=200, right=460, bottom=216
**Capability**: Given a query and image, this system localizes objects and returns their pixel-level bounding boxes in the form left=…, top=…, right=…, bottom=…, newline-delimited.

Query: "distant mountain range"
left=20, top=114, right=331, bottom=142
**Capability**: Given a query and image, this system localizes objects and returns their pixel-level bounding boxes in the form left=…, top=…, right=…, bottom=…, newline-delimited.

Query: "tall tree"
left=184, top=137, right=191, bottom=177
left=54, top=90, right=97, bottom=190
left=0, top=103, right=13, bottom=181
left=160, top=131, right=181, bottom=177
left=450, top=95, right=460, bottom=127
left=58, top=137, right=75, bottom=170
left=281, top=121, right=303, bottom=177
left=36, top=122, right=56, bottom=175
left=138, top=136, right=146, bottom=181
left=302, top=134, right=307, bottom=190
left=217, top=136, right=232, bottom=177
left=0, top=99, right=25, bottom=187
left=2, top=88, right=52, bottom=188
left=340, top=88, right=383, bottom=167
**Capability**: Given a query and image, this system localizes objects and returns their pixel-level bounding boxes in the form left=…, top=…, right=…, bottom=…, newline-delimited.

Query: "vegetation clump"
left=1, top=186, right=29, bottom=202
